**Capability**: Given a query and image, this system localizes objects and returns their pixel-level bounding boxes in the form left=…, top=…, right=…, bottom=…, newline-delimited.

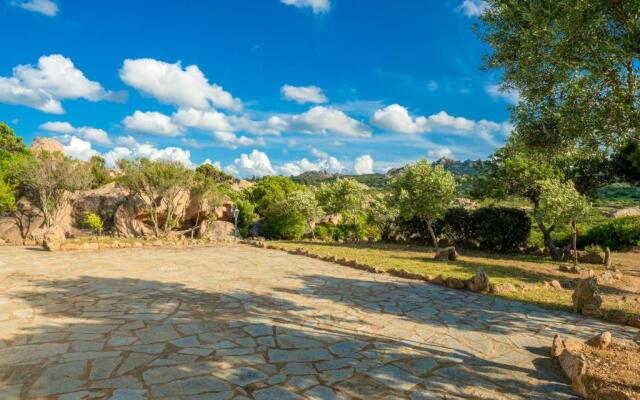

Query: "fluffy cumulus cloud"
left=55, top=135, right=99, bottom=161
left=372, top=104, right=428, bottom=134
left=456, top=0, right=488, bottom=17
left=40, top=121, right=111, bottom=145
left=120, top=58, right=241, bottom=111
left=11, top=0, right=58, bottom=16
left=427, top=147, right=454, bottom=160
left=278, top=148, right=343, bottom=176
left=372, top=104, right=511, bottom=144
left=486, top=84, right=520, bottom=105
left=280, top=0, right=330, bottom=14
left=123, top=110, right=184, bottom=137
left=281, top=84, right=328, bottom=104
left=172, top=108, right=260, bottom=148
left=224, top=150, right=275, bottom=178
left=284, top=106, right=371, bottom=137
left=0, top=54, right=122, bottom=114
left=353, top=154, right=374, bottom=175
left=103, top=139, right=194, bottom=168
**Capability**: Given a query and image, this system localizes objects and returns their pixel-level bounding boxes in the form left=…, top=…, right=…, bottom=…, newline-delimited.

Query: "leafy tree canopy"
left=195, top=163, right=233, bottom=184
left=0, top=122, right=25, bottom=153
left=248, top=176, right=301, bottom=216
left=479, top=0, right=640, bottom=152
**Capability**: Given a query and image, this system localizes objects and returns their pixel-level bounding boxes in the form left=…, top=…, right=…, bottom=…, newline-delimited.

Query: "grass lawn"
left=272, top=241, right=640, bottom=320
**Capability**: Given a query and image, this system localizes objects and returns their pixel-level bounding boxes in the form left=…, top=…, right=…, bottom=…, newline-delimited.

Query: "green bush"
left=313, top=224, right=348, bottom=241
left=83, top=212, right=104, bottom=235
left=235, top=199, right=258, bottom=238
left=579, top=216, right=640, bottom=251
left=470, top=207, right=531, bottom=253
left=262, top=210, right=306, bottom=240
left=436, top=207, right=473, bottom=243
left=584, top=244, right=604, bottom=256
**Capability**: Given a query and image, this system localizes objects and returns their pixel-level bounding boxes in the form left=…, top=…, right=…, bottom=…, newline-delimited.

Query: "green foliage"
left=390, top=159, right=456, bottom=247
left=479, top=1, right=640, bottom=151
left=536, top=179, right=590, bottom=228
left=580, top=216, right=640, bottom=251
left=83, top=212, right=104, bottom=235
left=317, top=178, right=366, bottom=218
left=437, top=207, right=473, bottom=243
left=313, top=224, right=347, bottom=241
left=195, top=163, right=233, bottom=183
left=117, top=158, right=193, bottom=236
left=471, top=207, right=531, bottom=253
left=471, top=142, right=562, bottom=202
left=612, top=141, right=640, bottom=185
left=17, top=151, right=93, bottom=227
left=248, top=176, right=301, bottom=216
left=88, top=156, right=113, bottom=188
left=0, top=177, right=16, bottom=213
left=584, top=244, right=604, bottom=257
left=235, top=199, right=258, bottom=237
left=0, top=122, right=25, bottom=153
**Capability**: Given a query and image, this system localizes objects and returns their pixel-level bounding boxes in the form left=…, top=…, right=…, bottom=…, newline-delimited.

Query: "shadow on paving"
left=0, top=274, right=579, bottom=399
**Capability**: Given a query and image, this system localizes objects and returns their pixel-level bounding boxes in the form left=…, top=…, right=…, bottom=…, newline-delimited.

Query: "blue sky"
left=0, top=0, right=513, bottom=177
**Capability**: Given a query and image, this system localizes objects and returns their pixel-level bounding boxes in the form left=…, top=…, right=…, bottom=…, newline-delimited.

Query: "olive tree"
left=17, top=151, right=93, bottom=228
left=537, top=179, right=590, bottom=266
left=390, top=159, right=456, bottom=251
left=285, top=189, right=323, bottom=238
left=479, top=1, right=640, bottom=152
left=316, top=178, right=366, bottom=238
left=117, top=158, right=193, bottom=237
left=190, top=172, right=226, bottom=238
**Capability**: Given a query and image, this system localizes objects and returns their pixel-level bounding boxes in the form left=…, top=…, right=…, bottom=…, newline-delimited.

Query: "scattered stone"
left=604, top=247, right=613, bottom=269
left=559, top=264, right=581, bottom=274
left=558, top=350, right=588, bottom=398
left=445, top=277, right=465, bottom=289
left=466, top=267, right=490, bottom=292
left=585, top=331, right=612, bottom=349
left=604, top=309, right=629, bottom=324
left=434, top=246, right=459, bottom=261
left=578, top=252, right=604, bottom=265
left=572, top=277, right=603, bottom=317
left=543, top=280, right=563, bottom=290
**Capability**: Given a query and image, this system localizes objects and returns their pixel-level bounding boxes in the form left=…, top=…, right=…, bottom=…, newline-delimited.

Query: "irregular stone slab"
left=288, top=374, right=319, bottom=390
left=117, top=353, right=156, bottom=375
left=0, top=342, right=69, bottom=366
left=90, top=357, right=122, bottom=380
left=320, top=367, right=353, bottom=385
left=213, top=366, right=267, bottom=386
left=135, top=325, right=180, bottom=344
left=111, top=388, right=147, bottom=400
left=268, top=348, right=332, bottom=363
left=305, top=385, right=345, bottom=400
left=328, top=340, right=367, bottom=357
left=253, top=386, right=304, bottom=400
left=367, top=365, right=422, bottom=391
left=63, top=351, right=121, bottom=362
left=150, top=376, right=230, bottom=397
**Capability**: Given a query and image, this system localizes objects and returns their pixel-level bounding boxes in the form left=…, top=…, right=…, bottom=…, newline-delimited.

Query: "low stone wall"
left=43, top=237, right=237, bottom=252
left=243, top=240, right=491, bottom=294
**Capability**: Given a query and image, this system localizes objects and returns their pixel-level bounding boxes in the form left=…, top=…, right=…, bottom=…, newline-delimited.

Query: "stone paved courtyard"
left=0, top=245, right=637, bottom=399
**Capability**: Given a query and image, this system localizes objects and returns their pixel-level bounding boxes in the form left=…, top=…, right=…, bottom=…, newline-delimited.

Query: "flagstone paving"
left=0, top=244, right=637, bottom=399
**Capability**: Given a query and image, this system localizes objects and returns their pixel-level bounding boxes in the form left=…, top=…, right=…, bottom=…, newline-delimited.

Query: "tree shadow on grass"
left=0, top=273, right=584, bottom=399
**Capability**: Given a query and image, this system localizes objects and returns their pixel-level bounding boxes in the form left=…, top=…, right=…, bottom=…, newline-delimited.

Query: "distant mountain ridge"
left=291, top=158, right=483, bottom=188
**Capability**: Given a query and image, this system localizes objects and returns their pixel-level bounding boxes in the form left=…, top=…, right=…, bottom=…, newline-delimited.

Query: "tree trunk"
left=538, top=219, right=562, bottom=261
left=308, top=220, right=315, bottom=239
left=191, top=212, right=200, bottom=239
left=426, top=220, right=439, bottom=251
left=571, top=220, right=578, bottom=266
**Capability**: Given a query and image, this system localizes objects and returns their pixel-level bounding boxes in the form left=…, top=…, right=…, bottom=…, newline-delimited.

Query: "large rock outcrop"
left=572, top=277, right=603, bottom=317
left=30, top=137, right=64, bottom=154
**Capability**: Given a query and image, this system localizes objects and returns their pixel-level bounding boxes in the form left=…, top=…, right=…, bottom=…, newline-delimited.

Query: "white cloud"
left=286, top=106, right=372, bottom=137
left=57, top=135, right=99, bottom=161
left=104, top=138, right=194, bottom=168
left=427, top=81, right=439, bottom=92
left=40, top=121, right=111, bottom=145
left=372, top=104, right=428, bottom=134
left=225, top=150, right=275, bottom=178
left=172, top=107, right=233, bottom=133
left=280, top=0, right=330, bottom=14
left=278, top=148, right=343, bottom=176
left=120, top=58, right=241, bottom=111
left=0, top=54, right=122, bottom=114
left=281, top=84, right=328, bottom=104
left=123, top=110, right=184, bottom=137
left=372, top=103, right=512, bottom=144
left=353, top=154, right=374, bottom=175
left=486, top=84, right=520, bottom=105
left=12, top=0, right=58, bottom=16
left=456, top=0, right=488, bottom=17
left=428, top=147, right=453, bottom=160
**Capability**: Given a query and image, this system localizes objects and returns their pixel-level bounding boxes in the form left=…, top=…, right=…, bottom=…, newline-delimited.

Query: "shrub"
left=579, top=216, right=640, bottom=251
left=84, top=212, right=104, bottom=235
left=313, top=224, right=348, bottom=241
left=584, top=244, right=604, bottom=256
left=235, top=199, right=258, bottom=238
left=471, top=207, right=531, bottom=253
left=437, top=207, right=473, bottom=243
